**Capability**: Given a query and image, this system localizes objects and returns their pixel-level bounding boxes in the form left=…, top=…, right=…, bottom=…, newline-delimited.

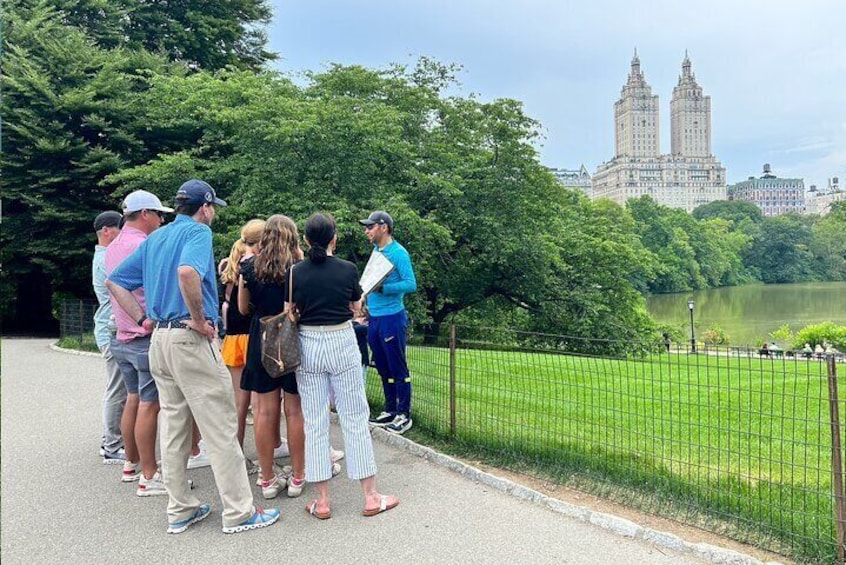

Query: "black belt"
left=155, top=318, right=215, bottom=330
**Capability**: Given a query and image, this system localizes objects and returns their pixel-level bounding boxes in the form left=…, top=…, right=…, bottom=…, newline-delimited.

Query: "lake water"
left=646, top=281, right=846, bottom=347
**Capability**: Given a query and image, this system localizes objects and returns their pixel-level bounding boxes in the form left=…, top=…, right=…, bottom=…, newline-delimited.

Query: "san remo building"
left=592, top=52, right=726, bottom=212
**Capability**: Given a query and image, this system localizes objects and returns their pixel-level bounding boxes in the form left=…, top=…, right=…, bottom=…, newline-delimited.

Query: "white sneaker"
left=187, top=448, right=211, bottom=469
left=331, top=462, right=341, bottom=477
left=273, top=439, right=290, bottom=459
left=260, top=473, right=286, bottom=499
left=256, top=464, right=285, bottom=486
left=137, top=471, right=168, bottom=497
left=286, top=475, right=305, bottom=498
left=329, top=447, right=345, bottom=463
left=121, top=461, right=142, bottom=483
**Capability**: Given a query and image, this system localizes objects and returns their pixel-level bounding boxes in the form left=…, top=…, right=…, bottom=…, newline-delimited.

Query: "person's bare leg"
left=307, top=480, right=331, bottom=516
left=361, top=475, right=399, bottom=513
left=136, top=400, right=159, bottom=479
left=256, top=389, right=282, bottom=480
left=275, top=395, right=283, bottom=451
left=121, top=393, right=140, bottom=464
left=283, top=392, right=305, bottom=480
left=228, top=365, right=249, bottom=446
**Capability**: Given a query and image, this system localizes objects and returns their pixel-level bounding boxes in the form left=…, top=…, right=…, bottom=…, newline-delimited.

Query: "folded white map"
left=359, top=250, right=394, bottom=297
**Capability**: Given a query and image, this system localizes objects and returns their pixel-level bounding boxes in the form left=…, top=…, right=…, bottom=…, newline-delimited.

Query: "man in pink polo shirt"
left=108, top=191, right=212, bottom=496
left=106, top=190, right=173, bottom=494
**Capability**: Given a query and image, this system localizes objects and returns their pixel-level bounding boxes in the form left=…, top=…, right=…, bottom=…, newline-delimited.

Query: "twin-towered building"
left=591, top=52, right=727, bottom=212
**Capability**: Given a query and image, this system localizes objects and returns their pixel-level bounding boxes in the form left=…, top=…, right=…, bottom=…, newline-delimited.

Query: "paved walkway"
left=2, top=339, right=711, bottom=564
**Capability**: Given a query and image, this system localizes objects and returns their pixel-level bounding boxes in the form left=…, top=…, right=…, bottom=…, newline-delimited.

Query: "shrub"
left=770, top=323, right=794, bottom=346
left=702, top=324, right=729, bottom=345
left=792, top=322, right=846, bottom=351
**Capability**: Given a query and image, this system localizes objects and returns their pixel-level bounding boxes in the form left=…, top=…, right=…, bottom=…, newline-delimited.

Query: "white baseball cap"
left=122, top=190, right=175, bottom=214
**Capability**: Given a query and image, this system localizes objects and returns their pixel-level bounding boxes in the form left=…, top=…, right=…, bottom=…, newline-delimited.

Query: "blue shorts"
left=111, top=336, right=158, bottom=403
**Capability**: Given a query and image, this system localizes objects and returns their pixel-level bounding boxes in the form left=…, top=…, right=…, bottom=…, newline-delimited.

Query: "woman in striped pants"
left=291, top=213, right=399, bottom=519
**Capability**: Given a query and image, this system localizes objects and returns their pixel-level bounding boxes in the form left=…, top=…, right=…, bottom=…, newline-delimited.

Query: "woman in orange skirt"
left=220, top=219, right=265, bottom=453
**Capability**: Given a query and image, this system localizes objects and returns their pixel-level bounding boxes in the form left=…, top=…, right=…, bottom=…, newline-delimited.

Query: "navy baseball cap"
left=358, top=211, right=393, bottom=230
left=93, top=211, right=122, bottom=230
left=174, top=179, right=227, bottom=207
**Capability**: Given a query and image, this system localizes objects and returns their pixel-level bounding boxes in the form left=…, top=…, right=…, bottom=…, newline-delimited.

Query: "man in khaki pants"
left=107, top=180, right=279, bottom=534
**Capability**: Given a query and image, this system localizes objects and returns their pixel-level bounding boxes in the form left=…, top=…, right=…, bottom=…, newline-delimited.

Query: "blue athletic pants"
left=367, top=310, right=411, bottom=416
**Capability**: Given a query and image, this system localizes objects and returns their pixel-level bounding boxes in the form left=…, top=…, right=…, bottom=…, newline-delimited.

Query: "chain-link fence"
left=58, top=299, right=99, bottom=352
left=363, top=324, right=846, bottom=563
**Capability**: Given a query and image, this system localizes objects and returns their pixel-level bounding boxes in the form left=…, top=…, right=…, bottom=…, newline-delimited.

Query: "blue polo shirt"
left=109, top=215, right=218, bottom=322
left=366, top=240, right=416, bottom=317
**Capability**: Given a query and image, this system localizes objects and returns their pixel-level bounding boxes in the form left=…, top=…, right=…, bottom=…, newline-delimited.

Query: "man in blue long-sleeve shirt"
left=359, top=211, right=417, bottom=434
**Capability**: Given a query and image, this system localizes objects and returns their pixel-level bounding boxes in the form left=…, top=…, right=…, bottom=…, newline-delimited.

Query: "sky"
left=267, top=0, right=845, bottom=189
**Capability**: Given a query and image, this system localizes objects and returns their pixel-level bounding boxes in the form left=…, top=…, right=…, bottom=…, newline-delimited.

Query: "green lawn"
left=57, top=333, right=100, bottom=353
left=370, top=345, right=839, bottom=562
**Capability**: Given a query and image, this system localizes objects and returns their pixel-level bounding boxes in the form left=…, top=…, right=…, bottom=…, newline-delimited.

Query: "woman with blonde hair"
left=238, top=215, right=307, bottom=499
left=219, top=219, right=265, bottom=453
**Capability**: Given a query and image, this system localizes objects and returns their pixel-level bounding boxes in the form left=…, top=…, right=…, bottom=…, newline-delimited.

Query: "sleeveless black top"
left=224, top=279, right=251, bottom=335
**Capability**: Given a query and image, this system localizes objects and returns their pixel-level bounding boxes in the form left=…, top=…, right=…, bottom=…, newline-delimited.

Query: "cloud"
left=268, top=0, right=846, bottom=186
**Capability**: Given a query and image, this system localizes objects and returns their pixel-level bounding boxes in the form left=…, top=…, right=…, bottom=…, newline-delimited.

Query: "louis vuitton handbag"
left=260, top=264, right=300, bottom=377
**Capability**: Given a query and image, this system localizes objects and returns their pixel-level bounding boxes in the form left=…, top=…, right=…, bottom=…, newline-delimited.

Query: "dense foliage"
left=630, top=199, right=846, bottom=294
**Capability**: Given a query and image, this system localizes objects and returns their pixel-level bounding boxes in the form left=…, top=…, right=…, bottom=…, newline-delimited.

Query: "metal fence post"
left=78, top=300, right=85, bottom=345
left=827, top=356, right=846, bottom=562
left=449, top=324, right=456, bottom=438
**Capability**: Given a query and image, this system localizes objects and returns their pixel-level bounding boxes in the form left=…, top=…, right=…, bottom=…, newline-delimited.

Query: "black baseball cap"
left=358, top=211, right=393, bottom=230
left=93, top=211, right=122, bottom=231
left=174, top=179, right=228, bottom=207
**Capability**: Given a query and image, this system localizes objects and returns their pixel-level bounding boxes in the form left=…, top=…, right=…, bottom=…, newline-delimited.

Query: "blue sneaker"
left=222, top=507, right=280, bottom=533
left=167, top=503, right=212, bottom=534
left=102, top=449, right=126, bottom=465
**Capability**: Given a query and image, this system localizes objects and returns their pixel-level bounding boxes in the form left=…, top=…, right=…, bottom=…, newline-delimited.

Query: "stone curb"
left=368, top=426, right=785, bottom=565
left=50, top=342, right=102, bottom=358
left=50, top=342, right=783, bottom=564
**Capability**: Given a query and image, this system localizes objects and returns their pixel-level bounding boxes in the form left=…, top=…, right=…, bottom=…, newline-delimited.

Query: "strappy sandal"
left=362, top=494, right=399, bottom=517
left=306, top=499, right=331, bottom=520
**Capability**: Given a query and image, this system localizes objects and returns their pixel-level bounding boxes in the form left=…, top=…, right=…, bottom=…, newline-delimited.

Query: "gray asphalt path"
left=1, top=339, right=707, bottom=564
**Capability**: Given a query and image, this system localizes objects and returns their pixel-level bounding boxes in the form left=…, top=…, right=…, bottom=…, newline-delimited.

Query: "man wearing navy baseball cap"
left=359, top=210, right=417, bottom=435
left=108, top=179, right=279, bottom=534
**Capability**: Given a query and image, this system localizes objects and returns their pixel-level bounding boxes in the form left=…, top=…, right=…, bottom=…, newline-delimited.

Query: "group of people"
left=90, top=178, right=417, bottom=534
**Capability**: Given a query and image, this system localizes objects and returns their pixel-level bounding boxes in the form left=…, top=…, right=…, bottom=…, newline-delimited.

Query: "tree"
left=33, top=0, right=276, bottom=70
left=747, top=214, right=815, bottom=283
left=0, top=3, right=179, bottom=329
left=810, top=208, right=846, bottom=280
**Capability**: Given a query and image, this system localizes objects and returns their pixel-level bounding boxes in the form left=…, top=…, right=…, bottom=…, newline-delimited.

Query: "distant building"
left=592, top=51, right=726, bottom=212
left=806, top=177, right=845, bottom=215
left=727, top=164, right=805, bottom=216
left=549, top=165, right=592, bottom=196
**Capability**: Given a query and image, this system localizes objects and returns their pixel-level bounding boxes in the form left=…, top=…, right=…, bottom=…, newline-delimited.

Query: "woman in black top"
left=294, top=213, right=398, bottom=519
left=238, top=215, right=306, bottom=499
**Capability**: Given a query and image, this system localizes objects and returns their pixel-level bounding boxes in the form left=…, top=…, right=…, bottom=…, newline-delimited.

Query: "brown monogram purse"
left=259, top=264, right=300, bottom=377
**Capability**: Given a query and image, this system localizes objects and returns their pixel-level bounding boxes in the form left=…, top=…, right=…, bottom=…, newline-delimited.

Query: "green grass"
left=56, top=333, right=100, bottom=353
left=367, top=345, right=841, bottom=563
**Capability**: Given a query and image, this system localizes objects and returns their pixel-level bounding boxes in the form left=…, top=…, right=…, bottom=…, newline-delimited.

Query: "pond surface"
left=646, top=281, right=846, bottom=347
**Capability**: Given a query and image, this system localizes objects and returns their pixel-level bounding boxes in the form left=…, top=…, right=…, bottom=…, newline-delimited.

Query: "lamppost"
left=687, top=299, right=696, bottom=353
